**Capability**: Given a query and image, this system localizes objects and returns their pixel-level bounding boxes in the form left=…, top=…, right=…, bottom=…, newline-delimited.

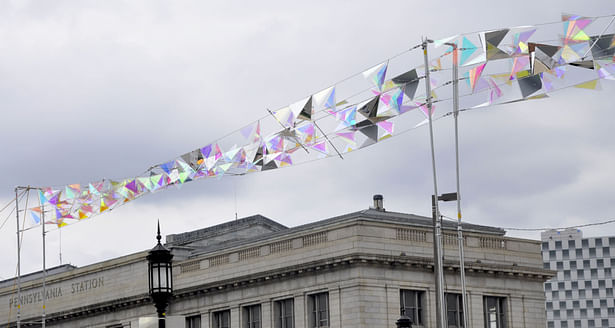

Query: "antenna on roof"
left=234, top=178, right=238, bottom=220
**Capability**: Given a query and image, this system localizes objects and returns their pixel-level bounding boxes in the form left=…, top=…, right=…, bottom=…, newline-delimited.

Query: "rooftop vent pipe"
left=373, top=194, right=384, bottom=211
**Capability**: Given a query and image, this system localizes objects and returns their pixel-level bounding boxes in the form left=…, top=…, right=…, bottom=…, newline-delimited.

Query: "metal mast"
left=446, top=41, right=470, bottom=328
left=422, top=38, right=446, bottom=328
left=14, top=188, right=22, bottom=328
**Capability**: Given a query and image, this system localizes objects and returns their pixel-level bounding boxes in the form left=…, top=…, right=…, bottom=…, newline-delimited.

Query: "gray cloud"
left=1, top=0, right=614, bottom=279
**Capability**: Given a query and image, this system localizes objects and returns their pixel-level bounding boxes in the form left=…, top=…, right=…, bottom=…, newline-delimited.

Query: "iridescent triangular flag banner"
left=24, top=14, right=615, bottom=228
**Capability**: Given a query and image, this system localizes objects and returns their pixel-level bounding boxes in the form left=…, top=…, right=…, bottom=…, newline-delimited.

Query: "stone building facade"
left=1, top=205, right=552, bottom=328
left=541, top=228, right=615, bottom=328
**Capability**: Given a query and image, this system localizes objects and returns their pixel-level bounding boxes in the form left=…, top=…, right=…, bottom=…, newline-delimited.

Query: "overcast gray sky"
left=1, top=0, right=614, bottom=280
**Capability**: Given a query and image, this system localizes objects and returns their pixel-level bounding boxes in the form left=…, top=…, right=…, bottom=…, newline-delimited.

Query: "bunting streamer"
left=24, top=14, right=615, bottom=228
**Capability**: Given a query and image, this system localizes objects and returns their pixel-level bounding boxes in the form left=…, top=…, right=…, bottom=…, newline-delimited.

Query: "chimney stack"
left=373, top=194, right=384, bottom=211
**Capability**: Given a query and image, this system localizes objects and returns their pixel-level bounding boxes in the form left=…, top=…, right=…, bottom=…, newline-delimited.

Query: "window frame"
left=186, top=314, right=202, bottom=328
left=445, top=293, right=464, bottom=328
left=400, top=289, right=425, bottom=326
left=212, top=309, right=231, bottom=328
left=274, top=298, right=295, bottom=328
left=242, top=304, right=262, bottom=328
left=307, top=292, right=329, bottom=328
left=483, top=296, right=507, bottom=328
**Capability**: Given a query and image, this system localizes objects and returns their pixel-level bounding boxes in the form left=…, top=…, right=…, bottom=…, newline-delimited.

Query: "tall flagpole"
left=41, top=193, right=47, bottom=328
left=422, top=37, right=446, bottom=328
left=14, top=188, right=22, bottom=328
left=445, top=41, right=470, bottom=328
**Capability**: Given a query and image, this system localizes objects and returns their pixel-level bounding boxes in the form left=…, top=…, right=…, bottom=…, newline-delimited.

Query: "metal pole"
left=447, top=42, right=470, bottom=328
left=41, top=197, right=47, bottom=328
left=422, top=38, right=446, bottom=328
left=14, top=188, right=22, bottom=328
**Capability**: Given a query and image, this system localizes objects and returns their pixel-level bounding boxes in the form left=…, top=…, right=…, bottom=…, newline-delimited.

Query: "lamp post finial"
left=156, top=220, right=161, bottom=244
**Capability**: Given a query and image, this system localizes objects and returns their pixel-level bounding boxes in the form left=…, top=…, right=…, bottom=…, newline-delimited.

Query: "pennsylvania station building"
left=0, top=198, right=553, bottom=328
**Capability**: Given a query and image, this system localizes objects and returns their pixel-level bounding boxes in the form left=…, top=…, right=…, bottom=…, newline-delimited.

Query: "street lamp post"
left=147, top=221, right=174, bottom=328
left=396, top=310, right=413, bottom=328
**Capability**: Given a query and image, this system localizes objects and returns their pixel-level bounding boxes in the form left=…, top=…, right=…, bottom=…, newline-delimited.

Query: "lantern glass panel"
left=160, top=264, right=168, bottom=289
left=153, top=264, right=160, bottom=290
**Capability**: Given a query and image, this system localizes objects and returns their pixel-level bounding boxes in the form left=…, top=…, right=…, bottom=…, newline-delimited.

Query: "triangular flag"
left=392, top=69, right=419, bottom=100
left=78, top=210, right=89, bottom=220
left=298, top=96, right=313, bottom=121
left=485, top=29, right=509, bottom=47
left=38, top=190, right=47, bottom=204
left=460, top=37, right=477, bottom=65
left=486, top=42, right=509, bottom=60
left=160, top=161, right=175, bottom=174
left=362, top=62, right=388, bottom=91
left=469, top=63, right=487, bottom=92
left=518, top=74, right=543, bottom=98
left=357, top=95, right=380, bottom=119
left=125, top=180, right=138, bottom=193
left=336, top=131, right=356, bottom=146
left=574, top=79, right=600, bottom=90
left=311, top=141, right=328, bottom=154
left=30, top=212, right=41, bottom=225
left=314, top=87, right=335, bottom=111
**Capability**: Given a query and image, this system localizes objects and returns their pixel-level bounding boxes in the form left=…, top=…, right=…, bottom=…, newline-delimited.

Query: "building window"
left=186, top=315, right=202, bottom=328
left=307, top=292, right=329, bottom=328
left=213, top=310, right=230, bottom=328
left=445, top=293, right=464, bottom=328
left=243, top=304, right=261, bottom=328
left=484, top=296, right=506, bottom=328
left=400, top=289, right=424, bottom=326
left=274, top=298, right=294, bottom=328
